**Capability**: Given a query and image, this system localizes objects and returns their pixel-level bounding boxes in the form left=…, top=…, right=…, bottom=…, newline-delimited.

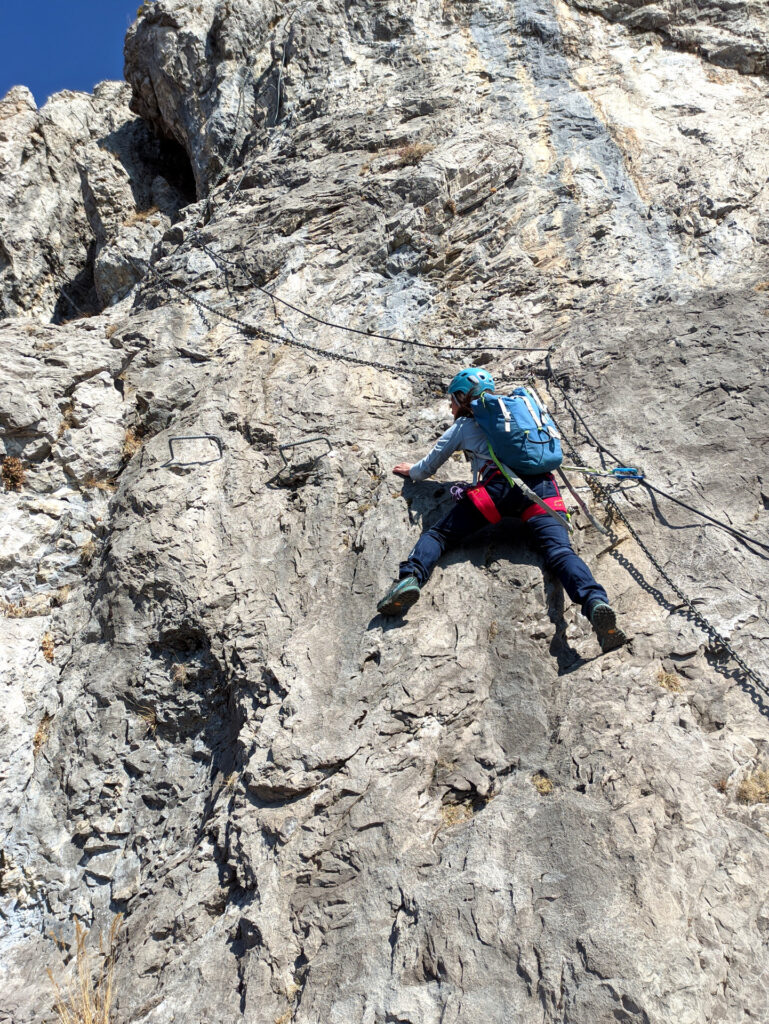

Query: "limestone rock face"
left=2, top=2, right=769, bottom=1023
left=572, top=0, right=769, bottom=75
left=0, top=81, right=192, bottom=321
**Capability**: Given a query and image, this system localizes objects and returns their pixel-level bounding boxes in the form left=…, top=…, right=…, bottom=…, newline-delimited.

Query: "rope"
left=200, top=244, right=552, bottom=356
left=544, top=358, right=769, bottom=705
left=549, top=369, right=769, bottom=558
left=641, top=479, right=769, bottom=557
left=138, top=258, right=447, bottom=385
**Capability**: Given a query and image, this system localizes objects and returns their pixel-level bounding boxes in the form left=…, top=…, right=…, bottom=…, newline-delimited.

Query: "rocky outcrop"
left=0, top=81, right=193, bottom=321
left=571, top=0, right=769, bottom=76
left=1, top=1, right=769, bottom=1023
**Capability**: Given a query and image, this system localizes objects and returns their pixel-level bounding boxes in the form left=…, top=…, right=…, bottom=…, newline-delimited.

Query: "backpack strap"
left=486, top=441, right=573, bottom=532
left=521, top=388, right=560, bottom=440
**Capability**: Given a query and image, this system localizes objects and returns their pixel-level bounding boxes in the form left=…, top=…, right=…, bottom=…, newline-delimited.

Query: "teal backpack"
left=471, top=387, right=563, bottom=475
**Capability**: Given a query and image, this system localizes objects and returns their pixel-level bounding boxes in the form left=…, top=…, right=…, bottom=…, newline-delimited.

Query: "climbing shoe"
left=377, top=576, right=421, bottom=616
left=589, top=602, right=628, bottom=654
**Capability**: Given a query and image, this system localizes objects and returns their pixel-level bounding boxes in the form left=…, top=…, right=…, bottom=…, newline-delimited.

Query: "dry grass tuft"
left=105, top=325, right=119, bottom=339
left=736, top=768, right=769, bottom=805
left=225, top=771, right=239, bottom=792
left=395, top=142, right=434, bottom=167
left=48, top=915, right=123, bottom=1024
left=2, top=456, right=25, bottom=491
left=1, top=599, right=28, bottom=618
left=137, top=705, right=157, bottom=736
left=170, top=663, right=188, bottom=685
left=753, top=280, right=769, bottom=292
left=440, top=802, right=473, bottom=828
left=532, top=772, right=554, bottom=796
left=715, top=777, right=728, bottom=794
left=80, top=539, right=97, bottom=566
left=42, top=632, right=55, bottom=664
left=82, top=476, right=117, bottom=493
left=122, top=428, right=142, bottom=461
left=34, top=713, right=54, bottom=756
left=657, top=669, right=683, bottom=693
left=123, top=205, right=159, bottom=228
left=58, top=404, right=75, bottom=437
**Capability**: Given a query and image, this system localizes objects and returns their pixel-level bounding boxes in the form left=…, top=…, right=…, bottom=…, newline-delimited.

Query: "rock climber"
left=377, top=368, right=627, bottom=653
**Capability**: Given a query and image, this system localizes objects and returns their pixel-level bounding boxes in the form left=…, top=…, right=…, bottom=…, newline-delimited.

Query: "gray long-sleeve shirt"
left=409, top=416, right=493, bottom=483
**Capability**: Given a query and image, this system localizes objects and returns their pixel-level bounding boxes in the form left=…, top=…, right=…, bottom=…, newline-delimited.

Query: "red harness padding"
left=466, top=471, right=568, bottom=525
left=466, top=469, right=502, bottom=524
left=521, top=477, right=568, bottom=523
left=467, top=483, right=502, bottom=523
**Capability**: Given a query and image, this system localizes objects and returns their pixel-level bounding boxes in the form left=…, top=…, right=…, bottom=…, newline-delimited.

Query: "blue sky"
left=0, top=2, right=142, bottom=107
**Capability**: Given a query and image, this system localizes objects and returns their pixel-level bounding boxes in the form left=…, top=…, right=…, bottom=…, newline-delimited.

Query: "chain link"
left=545, top=366, right=769, bottom=703
left=143, top=262, right=447, bottom=385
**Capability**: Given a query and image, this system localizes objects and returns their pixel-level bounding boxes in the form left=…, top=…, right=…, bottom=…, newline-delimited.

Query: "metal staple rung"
left=279, top=436, right=332, bottom=468
left=168, top=435, right=224, bottom=466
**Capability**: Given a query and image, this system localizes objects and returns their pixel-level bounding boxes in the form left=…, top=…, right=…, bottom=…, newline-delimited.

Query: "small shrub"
left=395, top=142, right=434, bottom=167
left=657, top=669, right=683, bottom=693
left=80, top=539, right=96, bottom=566
left=488, top=620, right=499, bottom=641
left=532, top=772, right=554, bottom=796
left=48, top=915, right=123, bottom=1024
left=440, top=802, right=473, bottom=828
left=122, top=428, right=142, bottom=460
left=715, top=777, right=728, bottom=794
left=34, top=713, right=54, bottom=756
left=170, top=663, right=188, bottom=685
left=2, top=456, right=25, bottom=491
left=444, top=198, right=457, bottom=215
left=42, top=632, right=55, bottom=664
left=736, top=768, right=769, bottom=805
left=123, top=205, right=159, bottom=228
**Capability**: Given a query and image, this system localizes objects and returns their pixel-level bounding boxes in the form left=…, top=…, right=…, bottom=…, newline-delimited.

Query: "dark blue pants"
left=399, top=473, right=608, bottom=617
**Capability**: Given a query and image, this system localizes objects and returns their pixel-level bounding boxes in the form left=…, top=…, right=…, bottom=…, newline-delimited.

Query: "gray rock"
left=1, top=1, right=769, bottom=1023
left=0, top=81, right=190, bottom=321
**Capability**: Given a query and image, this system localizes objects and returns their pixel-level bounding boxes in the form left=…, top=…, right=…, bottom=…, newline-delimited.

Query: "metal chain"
left=199, top=244, right=552, bottom=356
left=545, top=366, right=769, bottom=701
left=142, top=261, right=447, bottom=385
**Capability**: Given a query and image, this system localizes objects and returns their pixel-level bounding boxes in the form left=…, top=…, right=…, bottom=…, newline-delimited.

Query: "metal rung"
left=278, top=436, right=332, bottom=468
left=168, top=435, right=224, bottom=466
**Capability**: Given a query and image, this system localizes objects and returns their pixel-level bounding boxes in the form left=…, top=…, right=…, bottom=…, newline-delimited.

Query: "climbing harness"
left=486, top=449, right=573, bottom=532
left=465, top=470, right=502, bottom=524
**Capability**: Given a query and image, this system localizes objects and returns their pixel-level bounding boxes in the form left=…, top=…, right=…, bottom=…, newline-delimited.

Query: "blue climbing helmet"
left=447, top=367, right=495, bottom=400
